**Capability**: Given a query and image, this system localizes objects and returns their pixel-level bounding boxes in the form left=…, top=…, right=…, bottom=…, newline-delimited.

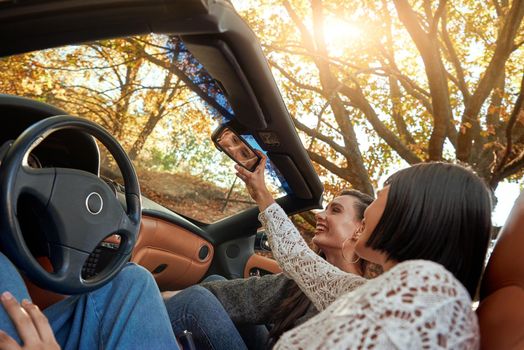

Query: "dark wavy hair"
left=267, top=189, right=377, bottom=346
left=365, top=162, right=492, bottom=297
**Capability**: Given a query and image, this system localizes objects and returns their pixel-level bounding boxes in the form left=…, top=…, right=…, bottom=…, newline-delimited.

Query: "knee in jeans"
left=177, top=286, right=219, bottom=309
left=202, top=274, right=226, bottom=283
left=111, top=263, right=155, bottom=289
left=181, top=285, right=213, bottom=299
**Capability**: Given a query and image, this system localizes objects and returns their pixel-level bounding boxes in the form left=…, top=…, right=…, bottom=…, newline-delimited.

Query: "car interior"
left=0, top=0, right=323, bottom=302
left=0, top=1, right=522, bottom=349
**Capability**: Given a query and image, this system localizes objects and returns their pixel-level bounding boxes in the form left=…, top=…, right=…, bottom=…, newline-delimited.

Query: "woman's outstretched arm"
left=235, top=154, right=366, bottom=310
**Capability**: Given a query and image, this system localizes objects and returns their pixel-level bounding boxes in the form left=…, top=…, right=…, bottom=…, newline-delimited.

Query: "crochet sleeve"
left=259, top=203, right=366, bottom=311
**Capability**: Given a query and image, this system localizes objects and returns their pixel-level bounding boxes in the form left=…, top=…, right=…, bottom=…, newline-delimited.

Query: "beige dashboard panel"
left=243, top=253, right=281, bottom=278
left=132, top=215, right=214, bottom=290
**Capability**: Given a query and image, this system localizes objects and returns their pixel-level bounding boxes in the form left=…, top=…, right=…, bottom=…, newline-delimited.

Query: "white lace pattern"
left=260, top=203, right=479, bottom=349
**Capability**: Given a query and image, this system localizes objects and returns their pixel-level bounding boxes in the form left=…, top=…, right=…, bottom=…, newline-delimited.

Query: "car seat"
left=477, top=194, right=524, bottom=349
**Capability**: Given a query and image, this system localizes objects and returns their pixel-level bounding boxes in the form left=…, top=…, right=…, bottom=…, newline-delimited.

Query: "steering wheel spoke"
left=115, top=192, right=141, bottom=254
left=48, top=243, right=90, bottom=290
left=14, top=166, right=56, bottom=208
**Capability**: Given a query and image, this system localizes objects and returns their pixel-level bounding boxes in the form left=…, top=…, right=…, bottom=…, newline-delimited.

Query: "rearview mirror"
left=212, top=125, right=261, bottom=172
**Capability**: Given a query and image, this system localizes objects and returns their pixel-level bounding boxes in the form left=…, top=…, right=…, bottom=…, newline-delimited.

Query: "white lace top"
left=260, top=203, right=479, bottom=350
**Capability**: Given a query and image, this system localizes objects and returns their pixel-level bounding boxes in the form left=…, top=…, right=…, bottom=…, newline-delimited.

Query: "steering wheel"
left=0, top=116, right=141, bottom=294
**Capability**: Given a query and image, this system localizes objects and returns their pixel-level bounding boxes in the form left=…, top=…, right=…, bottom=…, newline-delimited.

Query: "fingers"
left=0, top=330, right=20, bottom=350
left=254, top=151, right=267, bottom=173
left=255, top=157, right=266, bottom=174
left=235, top=163, right=251, bottom=177
left=235, top=152, right=266, bottom=177
left=21, top=300, right=55, bottom=345
left=0, top=292, right=38, bottom=346
left=235, top=172, right=246, bottom=183
left=235, top=165, right=262, bottom=185
left=0, top=293, right=59, bottom=350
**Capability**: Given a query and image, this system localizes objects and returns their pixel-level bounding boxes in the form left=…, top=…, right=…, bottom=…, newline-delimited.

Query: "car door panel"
left=243, top=254, right=281, bottom=278
left=132, top=215, right=214, bottom=291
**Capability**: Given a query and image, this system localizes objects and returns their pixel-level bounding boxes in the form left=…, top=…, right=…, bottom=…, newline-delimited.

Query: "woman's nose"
left=223, top=139, right=235, bottom=149
left=315, top=210, right=326, bottom=220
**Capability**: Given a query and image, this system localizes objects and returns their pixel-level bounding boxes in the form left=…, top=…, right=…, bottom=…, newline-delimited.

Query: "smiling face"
left=355, top=186, right=390, bottom=266
left=312, top=195, right=362, bottom=254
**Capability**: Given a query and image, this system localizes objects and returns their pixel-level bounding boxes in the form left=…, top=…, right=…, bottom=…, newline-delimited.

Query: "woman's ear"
left=351, top=225, right=363, bottom=242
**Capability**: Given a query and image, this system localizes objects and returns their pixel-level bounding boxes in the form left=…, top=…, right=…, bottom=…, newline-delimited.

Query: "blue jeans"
left=165, top=274, right=270, bottom=350
left=0, top=252, right=179, bottom=350
left=200, top=275, right=269, bottom=350
left=165, top=285, right=248, bottom=350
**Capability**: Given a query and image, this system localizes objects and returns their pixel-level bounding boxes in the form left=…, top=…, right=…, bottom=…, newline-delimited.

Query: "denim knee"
left=202, top=274, right=227, bottom=283
left=175, top=285, right=217, bottom=309
left=110, top=263, right=155, bottom=290
left=165, top=285, right=223, bottom=324
left=165, top=285, right=248, bottom=350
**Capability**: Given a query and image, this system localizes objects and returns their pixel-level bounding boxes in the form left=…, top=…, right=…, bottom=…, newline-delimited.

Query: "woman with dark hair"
left=164, top=189, right=379, bottom=349
left=235, top=154, right=492, bottom=349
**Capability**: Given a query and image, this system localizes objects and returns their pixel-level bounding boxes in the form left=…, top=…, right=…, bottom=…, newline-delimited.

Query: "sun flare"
left=322, top=18, right=363, bottom=55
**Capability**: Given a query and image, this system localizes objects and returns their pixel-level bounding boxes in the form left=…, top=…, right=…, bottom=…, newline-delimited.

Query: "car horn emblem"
left=86, top=192, right=103, bottom=215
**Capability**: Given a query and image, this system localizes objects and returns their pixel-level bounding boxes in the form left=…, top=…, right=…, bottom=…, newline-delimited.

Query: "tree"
left=129, top=37, right=235, bottom=122
left=127, top=72, right=183, bottom=161
left=234, top=0, right=524, bottom=195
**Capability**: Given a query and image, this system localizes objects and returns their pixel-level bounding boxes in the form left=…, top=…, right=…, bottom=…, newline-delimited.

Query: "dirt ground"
left=136, top=168, right=255, bottom=223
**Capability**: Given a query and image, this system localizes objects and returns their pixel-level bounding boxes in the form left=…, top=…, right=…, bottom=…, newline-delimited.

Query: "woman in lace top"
left=235, top=155, right=492, bottom=349
left=163, top=189, right=380, bottom=350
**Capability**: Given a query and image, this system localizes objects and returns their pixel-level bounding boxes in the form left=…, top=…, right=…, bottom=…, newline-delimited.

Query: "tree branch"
left=51, top=96, right=113, bottom=129
left=458, top=0, right=524, bottom=161
left=491, top=72, right=524, bottom=185
left=294, top=118, right=348, bottom=155
left=379, top=61, right=433, bottom=113
left=283, top=0, right=315, bottom=51
left=394, top=0, right=454, bottom=160
left=493, top=147, right=524, bottom=185
left=492, top=0, right=503, bottom=17
left=429, top=0, right=448, bottom=34
left=440, top=10, right=470, bottom=102
left=487, top=71, right=506, bottom=143
left=389, top=76, right=416, bottom=144
left=307, top=151, right=373, bottom=195
left=376, top=11, right=435, bottom=116
left=514, top=39, right=524, bottom=51
left=268, top=59, right=324, bottom=95
left=338, top=83, right=423, bottom=164
left=128, top=39, right=234, bottom=120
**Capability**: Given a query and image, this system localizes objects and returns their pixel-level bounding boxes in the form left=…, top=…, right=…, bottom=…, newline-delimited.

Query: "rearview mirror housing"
left=211, top=124, right=261, bottom=172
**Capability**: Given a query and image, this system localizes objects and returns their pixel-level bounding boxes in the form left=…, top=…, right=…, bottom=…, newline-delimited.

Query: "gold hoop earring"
left=341, top=237, right=360, bottom=264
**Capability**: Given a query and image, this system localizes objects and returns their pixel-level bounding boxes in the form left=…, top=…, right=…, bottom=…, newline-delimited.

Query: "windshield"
left=1, top=34, right=289, bottom=223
